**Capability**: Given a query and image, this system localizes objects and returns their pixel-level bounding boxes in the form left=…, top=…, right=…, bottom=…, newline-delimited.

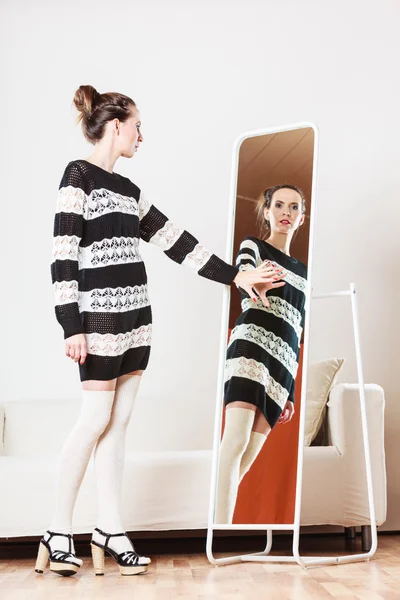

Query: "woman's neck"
left=264, top=232, right=292, bottom=256
left=85, top=142, right=119, bottom=174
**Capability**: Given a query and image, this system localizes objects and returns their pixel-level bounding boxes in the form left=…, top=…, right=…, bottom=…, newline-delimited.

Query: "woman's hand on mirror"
left=252, top=275, right=287, bottom=308
left=233, top=262, right=286, bottom=308
left=65, top=333, right=87, bottom=365
left=278, top=400, right=295, bottom=424
left=235, top=261, right=287, bottom=308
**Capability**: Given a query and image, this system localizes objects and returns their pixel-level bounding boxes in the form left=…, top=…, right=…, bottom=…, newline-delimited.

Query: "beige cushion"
left=304, top=358, right=345, bottom=446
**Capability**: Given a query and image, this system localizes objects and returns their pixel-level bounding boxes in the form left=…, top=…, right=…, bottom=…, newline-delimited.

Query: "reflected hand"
left=252, top=263, right=287, bottom=308
left=278, top=400, right=295, bottom=424
left=233, top=262, right=286, bottom=308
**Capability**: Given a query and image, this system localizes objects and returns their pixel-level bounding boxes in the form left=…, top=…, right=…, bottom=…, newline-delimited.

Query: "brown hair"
left=73, top=85, right=136, bottom=144
left=255, top=184, right=306, bottom=238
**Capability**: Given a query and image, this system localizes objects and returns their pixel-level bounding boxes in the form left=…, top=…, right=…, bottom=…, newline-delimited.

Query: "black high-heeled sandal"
left=90, top=527, right=151, bottom=576
left=35, top=530, right=83, bottom=576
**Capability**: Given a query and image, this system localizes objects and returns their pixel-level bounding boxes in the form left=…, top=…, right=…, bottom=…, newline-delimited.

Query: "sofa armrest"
left=326, top=383, right=387, bottom=525
left=0, top=404, right=4, bottom=456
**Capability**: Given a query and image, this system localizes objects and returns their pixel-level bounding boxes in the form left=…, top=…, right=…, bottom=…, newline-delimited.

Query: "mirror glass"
left=214, top=126, right=315, bottom=525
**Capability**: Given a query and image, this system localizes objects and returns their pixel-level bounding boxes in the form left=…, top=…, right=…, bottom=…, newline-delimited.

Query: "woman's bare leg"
left=82, top=379, right=117, bottom=391
left=252, top=408, right=272, bottom=436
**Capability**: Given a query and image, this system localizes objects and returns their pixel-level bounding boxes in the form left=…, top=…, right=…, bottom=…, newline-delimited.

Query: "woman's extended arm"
left=234, top=237, right=286, bottom=305
left=137, top=191, right=276, bottom=293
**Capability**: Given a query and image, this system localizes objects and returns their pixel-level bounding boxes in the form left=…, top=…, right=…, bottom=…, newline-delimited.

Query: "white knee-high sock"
left=93, top=374, right=141, bottom=540
left=215, top=408, right=255, bottom=524
left=48, top=390, right=115, bottom=549
left=239, top=431, right=267, bottom=482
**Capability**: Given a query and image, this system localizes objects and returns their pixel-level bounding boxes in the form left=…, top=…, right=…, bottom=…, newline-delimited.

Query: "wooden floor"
left=0, top=535, right=399, bottom=600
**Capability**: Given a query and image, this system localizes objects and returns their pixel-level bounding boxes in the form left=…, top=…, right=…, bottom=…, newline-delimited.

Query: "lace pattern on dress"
left=228, top=322, right=298, bottom=377
left=79, top=237, right=142, bottom=269
left=241, top=295, right=303, bottom=342
left=268, top=260, right=307, bottom=295
left=224, top=356, right=288, bottom=409
left=54, top=280, right=79, bottom=305
left=53, top=235, right=80, bottom=261
left=86, top=189, right=139, bottom=220
left=182, top=243, right=213, bottom=269
left=56, top=186, right=86, bottom=215
left=79, top=285, right=150, bottom=313
left=86, top=324, right=152, bottom=356
left=138, top=190, right=151, bottom=221
left=148, top=220, right=185, bottom=251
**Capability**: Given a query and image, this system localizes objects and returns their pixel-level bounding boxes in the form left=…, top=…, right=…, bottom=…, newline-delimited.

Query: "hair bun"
left=71, top=88, right=136, bottom=144
left=73, top=85, right=100, bottom=120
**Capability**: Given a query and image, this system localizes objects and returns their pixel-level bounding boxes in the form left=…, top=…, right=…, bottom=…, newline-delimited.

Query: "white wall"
left=2, top=0, right=399, bottom=530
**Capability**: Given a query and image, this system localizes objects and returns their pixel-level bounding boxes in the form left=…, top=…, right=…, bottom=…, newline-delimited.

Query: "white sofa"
left=301, top=383, right=387, bottom=529
left=0, top=383, right=386, bottom=539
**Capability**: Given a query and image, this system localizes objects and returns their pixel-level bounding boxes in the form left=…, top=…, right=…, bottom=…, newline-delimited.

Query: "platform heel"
left=91, top=542, right=106, bottom=576
left=35, top=541, right=50, bottom=573
left=34, top=530, right=83, bottom=576
left=91, top=527, right=150, bottom=576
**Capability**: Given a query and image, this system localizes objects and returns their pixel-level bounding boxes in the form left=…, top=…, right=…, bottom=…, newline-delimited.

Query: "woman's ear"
left=299, top=213, right=306, bottom=226
left=264, top=206, right=269, bottom=222
left=112, top=118, right=120, bottom=134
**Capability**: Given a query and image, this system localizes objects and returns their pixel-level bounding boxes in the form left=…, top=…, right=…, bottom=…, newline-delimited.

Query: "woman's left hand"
left=233, top=262, right=286, bottom=308
left=278, top=400, right=295, bottom=424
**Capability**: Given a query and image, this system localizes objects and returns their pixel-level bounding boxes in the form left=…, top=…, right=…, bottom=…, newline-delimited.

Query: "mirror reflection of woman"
left=216, top=185, right=308, bottom=524
left=37, top=85, right=274, bottom=578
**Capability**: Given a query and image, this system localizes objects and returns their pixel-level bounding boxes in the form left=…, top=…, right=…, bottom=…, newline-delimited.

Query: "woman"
left=35, top=85, right=280, bottom=577
left=215, top=184, right=308, bottom=524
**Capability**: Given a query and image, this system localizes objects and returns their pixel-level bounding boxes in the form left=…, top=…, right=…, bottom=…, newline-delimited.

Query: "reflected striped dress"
left=224, top=236, right=307, bottom=429
left=51, top=159, right=239, bottom=381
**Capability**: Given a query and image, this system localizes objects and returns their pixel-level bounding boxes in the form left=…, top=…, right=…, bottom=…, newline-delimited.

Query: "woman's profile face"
left=264, top=188, right=305, bottom=235
left=117, top=106, right=143, bottom=158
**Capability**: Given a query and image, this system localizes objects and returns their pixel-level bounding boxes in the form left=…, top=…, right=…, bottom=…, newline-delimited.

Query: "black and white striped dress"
left=224, top=236, right=307, bottom=429
left=51, top=159, right=239, bottom=381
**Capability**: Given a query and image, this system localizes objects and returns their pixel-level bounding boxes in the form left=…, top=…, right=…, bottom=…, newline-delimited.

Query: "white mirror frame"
left=205, top=122, right=377, bottom=568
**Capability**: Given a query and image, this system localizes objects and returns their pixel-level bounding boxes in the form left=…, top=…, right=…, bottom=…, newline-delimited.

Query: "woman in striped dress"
left=216, top=185, right=308, bottom=523
left=36, top=86, right=274, bottom=577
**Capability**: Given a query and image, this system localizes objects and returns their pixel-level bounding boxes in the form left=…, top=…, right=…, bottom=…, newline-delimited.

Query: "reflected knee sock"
left=239, top=431, right=267, bottom=482
left=215, top=408, right=255, bottom=524
left=93, top=375, right=141, bottom=551
left=48, top=390, right=115, bottom=549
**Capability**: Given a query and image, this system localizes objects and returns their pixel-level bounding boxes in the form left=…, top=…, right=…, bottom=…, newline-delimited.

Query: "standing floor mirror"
left=206, top=122, right=378, bottom=568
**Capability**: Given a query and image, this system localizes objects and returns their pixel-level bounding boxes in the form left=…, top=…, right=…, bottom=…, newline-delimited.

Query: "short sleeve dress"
left=224, top=236, right=307, bottom=429
left=51, top=159, right=239, bottom=381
